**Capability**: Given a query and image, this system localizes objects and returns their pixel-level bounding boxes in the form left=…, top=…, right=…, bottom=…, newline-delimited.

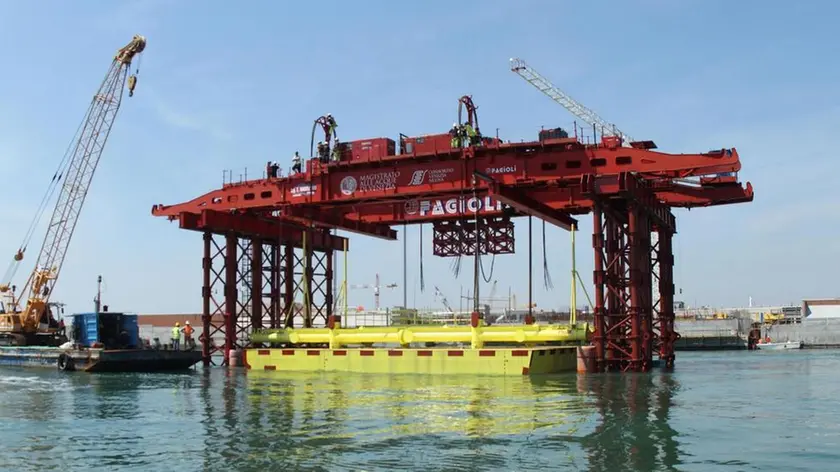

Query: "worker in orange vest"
left=182, top=320, right=195, bottom=350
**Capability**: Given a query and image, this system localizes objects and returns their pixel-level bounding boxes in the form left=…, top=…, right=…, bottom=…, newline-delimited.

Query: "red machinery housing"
left=152, top=114, right=754, bottom=373
left=400, top=133, right=453, bottom=155
left=339, top=137, right=396, bottom=162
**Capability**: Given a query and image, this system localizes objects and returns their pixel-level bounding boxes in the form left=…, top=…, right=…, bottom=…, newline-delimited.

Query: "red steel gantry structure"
left=151, top=99, right=753, bottom=373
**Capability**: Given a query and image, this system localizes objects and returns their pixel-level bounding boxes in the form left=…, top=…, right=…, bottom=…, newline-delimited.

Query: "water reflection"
left=570, top=372, right=683, bottom=472
left=4, top=351, right=839, bottom=471
left=197, top=370, right=684, bottom=471
left=195, top=372, right=597, bottom=470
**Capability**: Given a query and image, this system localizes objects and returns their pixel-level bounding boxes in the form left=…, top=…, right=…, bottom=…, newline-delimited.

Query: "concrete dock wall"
left=674, top=318, right=748, bottom=350
left=764, top=319, right=840, bottom=347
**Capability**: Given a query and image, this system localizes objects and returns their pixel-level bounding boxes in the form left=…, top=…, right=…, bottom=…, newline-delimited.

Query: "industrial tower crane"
left=511, top=56, right=680, bottom=313
left=0, top=35, right=146, bottom=346
left=350, top=273, right=397, bottom=311
left=509, top=58, right=635, bottom=147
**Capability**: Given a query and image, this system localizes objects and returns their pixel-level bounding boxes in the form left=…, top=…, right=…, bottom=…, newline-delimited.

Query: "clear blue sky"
left=0, top=0, right=837, bottom=315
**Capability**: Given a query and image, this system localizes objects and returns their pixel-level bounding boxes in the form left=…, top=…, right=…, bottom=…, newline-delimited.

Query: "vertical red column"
left=605, top=213, right=623, bottom=370
left=628, top=206, right=654, bottom=372
left=283, top=244, right=294, bottom=327
left=591, top=207, right=606, bottom=372
left=628, top=206, right=643, bottom=371
left=251, top=238, right=263, bottom=337
left=325, top=247, right=334, bottom=319
left=269, top=243, right=279, bottom=329
left=224, top=234, right=238, bottom=365
left=201, top=232, right=212, bottom=366
left=640, top=216, right=655, bottom=371
left=303, top=232, right=314, bottom=328
left=657, top=228, right=676, bottom=367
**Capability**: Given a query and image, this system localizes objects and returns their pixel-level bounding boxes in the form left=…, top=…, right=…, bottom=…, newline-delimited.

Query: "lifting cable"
left=472, top=185, right=494, bottom=283
left=542, top=220, right=553, bottom=290
left=2, top=111, right=86, bottom=287
left=478, top=247, right=495, bottom=283
left=450, top=253, right=462, bottom=278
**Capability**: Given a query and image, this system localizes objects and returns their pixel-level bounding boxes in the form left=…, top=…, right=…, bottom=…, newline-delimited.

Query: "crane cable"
left=1, top=112, right=87, bottom=289
left=472, top=185, right=495, bottom=284
left=1, top=50, right=143, bottom=291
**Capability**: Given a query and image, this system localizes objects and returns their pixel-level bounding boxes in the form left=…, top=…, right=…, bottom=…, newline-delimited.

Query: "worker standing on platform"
left=326, top=113, right=337, bottom=140
left=331, top=138, right=342, bottom=162
left=317, top=142, right=329, bottom=163
left=171, top=322, right=181, bottom=351
left=291, top=152, right=302, bottom=174
left=464, top=122, right=479, bottom=146
left=182, top=320, right=195, bottom=350
left=449, top=123, right=461, bottom=148
left=267, top=161, right=279, bottom=178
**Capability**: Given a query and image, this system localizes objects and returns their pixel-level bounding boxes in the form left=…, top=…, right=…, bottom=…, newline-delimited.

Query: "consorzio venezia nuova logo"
left=340, top=176, right=358, bottom=195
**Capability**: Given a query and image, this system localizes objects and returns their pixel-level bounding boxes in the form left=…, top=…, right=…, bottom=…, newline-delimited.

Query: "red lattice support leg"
left=325, top=248, right=334, bottom=319
left=267, top=242, right=280, bottom=329
left=283, top=244, right=295, bottom=328
left=201, top=232, right=212, bottom=366
left=628, top=205, right=654, bottom=372
left=605, top=210, right=628, bottom=372
left=304, top=235, right=314, bottom=328
left=234, top=239, right=253, bottom=349
left=251, top=238, right=263, bottom=335
left=224, top=234, right=238, bottom=366
left=200, top=233, right=228, bottom=366
left=657, top=228, right=676, bottom=368
left=592, top=207, right=607, bottom=372
left=593, top=201, right=655, bottom=372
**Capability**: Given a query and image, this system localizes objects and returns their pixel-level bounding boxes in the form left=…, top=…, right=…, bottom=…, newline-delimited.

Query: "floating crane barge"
left=0, top=35, right=202, bottom=372
left=152, top=74, right=753, bottom=374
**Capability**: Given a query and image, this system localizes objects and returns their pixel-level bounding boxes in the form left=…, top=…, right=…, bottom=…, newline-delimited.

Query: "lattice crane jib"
left=509, top=57, right=634, bottom=146
left=0, top=35, right=145, bottom=337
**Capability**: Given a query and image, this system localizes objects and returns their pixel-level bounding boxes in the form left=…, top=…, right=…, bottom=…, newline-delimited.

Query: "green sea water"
left=0, top=350, right=837, bottom=471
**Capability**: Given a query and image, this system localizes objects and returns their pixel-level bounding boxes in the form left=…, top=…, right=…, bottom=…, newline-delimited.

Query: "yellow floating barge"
left=244, top=322, right=593, bottom=376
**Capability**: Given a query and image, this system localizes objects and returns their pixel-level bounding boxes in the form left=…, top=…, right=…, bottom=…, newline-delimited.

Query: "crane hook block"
left=0, top=284, right=7, bottom=293
left=128, top=75, right=137, bottom=97
left=13, top=250, right=23, bottom=262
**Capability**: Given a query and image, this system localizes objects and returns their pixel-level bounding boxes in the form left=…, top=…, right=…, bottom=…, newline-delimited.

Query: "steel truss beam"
left=178, top=209, right=347, bottom=252
left=432, top=217, right=515, bottom=257
left=151, top=139, right=748, bottom=219
left=486, top=182, right=577, bottom=230
left=200, top=232, right=333, bottom=366
left=281, top=205, right=397, bottom=240
left=336, top=174, right=749, bottom=226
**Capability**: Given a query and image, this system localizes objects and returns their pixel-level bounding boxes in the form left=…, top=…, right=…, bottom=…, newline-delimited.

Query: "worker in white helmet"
left=449, top=122, right=462, bottom=148
left=182, top=320, right=195, bottom=350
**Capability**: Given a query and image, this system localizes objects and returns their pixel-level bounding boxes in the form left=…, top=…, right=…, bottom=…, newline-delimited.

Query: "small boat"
left=757, top=340, right=802, bottom=350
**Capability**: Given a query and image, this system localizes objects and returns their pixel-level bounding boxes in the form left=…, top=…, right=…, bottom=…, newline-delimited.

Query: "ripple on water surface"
left=0, top=351, right=838, bottom=471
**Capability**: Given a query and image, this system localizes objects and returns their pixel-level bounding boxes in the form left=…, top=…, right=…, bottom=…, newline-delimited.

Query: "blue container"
left=71, top=312, right=140, bottom=348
